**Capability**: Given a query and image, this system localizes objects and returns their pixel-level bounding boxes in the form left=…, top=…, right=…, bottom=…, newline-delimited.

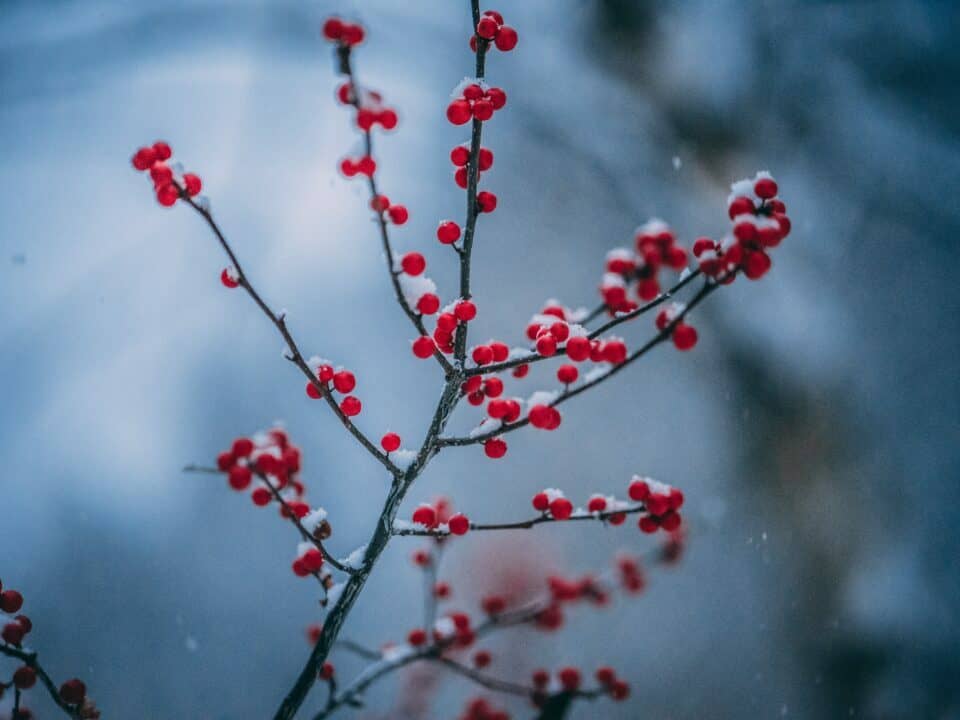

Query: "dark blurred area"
left=1, top=1, right=958, bottom=718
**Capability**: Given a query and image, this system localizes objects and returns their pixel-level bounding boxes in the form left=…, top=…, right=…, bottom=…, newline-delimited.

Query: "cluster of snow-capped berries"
left=693, top=171, right=791, bottom=281
left=530, top=476, right=683, bottom=534
left=321, top=16, right=365, bottom=47
left=470, top=9, right=519, bottom=52
left=600, top=219, right=688, bottom=313
left=1, top=580, right=96, bottom=716
left=130, top=140, right=202, bottom=207
left=410, top=497, right=471, bottom=536
left=447, top=79, right=508, bottom=126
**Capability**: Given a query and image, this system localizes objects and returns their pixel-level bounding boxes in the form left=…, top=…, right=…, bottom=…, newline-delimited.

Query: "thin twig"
left=182, top=465, right=353, bottom=574
left=0, top=644, right=82, bottom=719
left=392, top=503, right=648, bottom=536
left=179, top=194, right=401, bottom=477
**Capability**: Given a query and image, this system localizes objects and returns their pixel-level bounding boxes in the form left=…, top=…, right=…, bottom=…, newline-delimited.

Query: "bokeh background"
left=2, top=1, right=958, bottom=718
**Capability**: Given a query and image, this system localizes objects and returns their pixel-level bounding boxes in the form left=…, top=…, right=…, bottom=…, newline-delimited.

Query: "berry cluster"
left=321, top=17, right=365, bottom=47
left=215, top=429, right=317, bottom=518
left=413, top=300, right=478, bottom=358
left=130, top=141, right=203, bottom=208
left=451, top=143, right=494, bottom=189
left=446, top=79, right=508, bottom=126
left=693, top=171, right=791, bottom=281
left=1, top=580, right=96, bottom=717
left=628, top=476, right=684, bottom=533
left=305, top=362, right=363, bottom=418
left=600, top=219, right=688, bottom=313
left=472, top=10, right=519, bottom=52
left=410, top=498, right=470, bottom=536
left=333, top=83, right=399, bottom=132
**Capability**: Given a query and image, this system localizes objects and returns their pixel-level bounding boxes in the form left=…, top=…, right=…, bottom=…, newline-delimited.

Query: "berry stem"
left=392, top=502, right=649, bottom=535
left=0, top=644, right=82, bottom=719
left=453, top=0, right=489, bottom=365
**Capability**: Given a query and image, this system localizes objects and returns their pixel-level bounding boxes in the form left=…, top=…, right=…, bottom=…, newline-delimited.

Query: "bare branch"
left=392, top=503, right=648, bottom=536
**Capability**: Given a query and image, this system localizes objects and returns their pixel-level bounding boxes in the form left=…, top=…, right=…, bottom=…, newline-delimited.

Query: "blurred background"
left=1, top=0, right=958, bottom=718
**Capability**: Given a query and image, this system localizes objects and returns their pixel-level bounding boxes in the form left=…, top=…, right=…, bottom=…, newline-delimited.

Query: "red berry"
left=483, top=377, right=504, bottom=397
left=477, top=16, right=499, bottom=39
left=472, top=345, right=493, bottom=365
left=558, top=666, right=581, bottom=691
left=232, top=438, right=254, bottom=457
left=220, top=267, right=240, bottom=288
left=401, top=252, right=426, bottom=276
left=484, top=438, right=507, bottom=459
left=251, top=487, right=272, bottom=506
left=486, top=87, right=507, bottom=109
left=228, top=465, right=252, bottom=490
left=152, top=141, right=172, bottom=161
left=472, top=99, right=494, bottom=121
left=478, top=148, right=494, bottom=171
left=301, top=548, right=324, bottom=572
left=370, top=194, right=390, bottom=212
left=549, top=497, right=573, bottom=520
left=183, top=173, right=202, bottom=196
left=536, top=334, right=557, bottom=357
left=408, top=628, right=427, bottom=646
left=378, top=109, right=398, bottom=130
left=437, top=313, right=458, bottom=332
left=447, top=99, right=472, bottom=125
left=412, top=505, right=437, bottom=526
left=611, top=680, right=630, bottom=700
left=556, top=364, right=578, bottom=384
left=448, top=513, right=470, bottom=535
left=512, top=363, right=529, bottom=379
left=13, top=666, right=36, bottom=689
left=494, top=25, right=518, bottom=51
left=587, top=496, right=607, bottom=513
left=455, top=300, right=477, bottom=322
left=743, top=250, right=772, bottom=279
left=532, top=492, right=550, bottom=511
left=754, top=176, right=778, bottom=199
left=728, top=196, right=755, bottom=219
left=450, top=146, right=470, bottom=166
left=388, top=205, right=409, bottom=225
left=565, top=336, right=590, bottom=362
left=332, top=371, right=356, bottom=393
left=339, top=158, right=358, bottom=177
left=476, top=191, right=497, bottom=212
left=672, top=322, right=698, bottom=350
left=473, top=649, right=492, bottom=668
left=131, top=146, right=157, bottom=171
left=321, top=17, right=344, bottom=40
left=417, top=293, right=440, bottom=315
left=340, top=396, right=362, bottom=417
left=59, top=678, right=87, bottom=705
left=639, top=515, right=659, bottom=533
left=483, top=10, right=505, bottom=24
left=412, top=336, right=435, bottom=359
left=156, top=183, right=179, bottom=207
left=319, top=662, right=335, bottom=680
left=2, top=623, right=24, bottom=646
left=381, top=432, right=401, bottom=452
left=216, top=451, right=235, bottom=471
left=482, top=595, right=506, bottom=614
left=596, top=667, right=617, bottom=686
left=628, top=478, right=650, bottom=501
left=340, top=23, right=365, bottom=46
